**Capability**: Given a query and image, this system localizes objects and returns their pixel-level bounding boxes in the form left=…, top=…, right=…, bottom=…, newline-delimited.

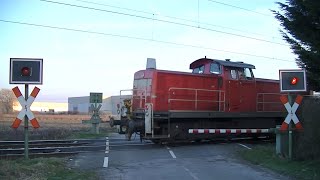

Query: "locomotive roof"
left=190, top=58, right=255, bottom=69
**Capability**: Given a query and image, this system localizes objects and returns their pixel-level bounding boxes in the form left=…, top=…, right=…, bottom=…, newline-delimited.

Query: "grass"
left=67, top=126, right=117, bottom=139
left=239, top=144, right=320, bottom=180
left=0, top=114, right=118, bottom=179
left=0, top=114, right=117, bottom=140
left=0, top=157, right=97, bottom=180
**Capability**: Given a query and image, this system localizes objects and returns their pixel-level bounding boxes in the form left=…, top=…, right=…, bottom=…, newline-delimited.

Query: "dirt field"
left=0, top=113, right=113, bottom=140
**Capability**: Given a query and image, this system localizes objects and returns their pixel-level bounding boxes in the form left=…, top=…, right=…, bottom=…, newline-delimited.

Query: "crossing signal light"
left=290, top=77, right=298, bottom=85
left=21, top=67, right=31, bottom=76
left=10, top=58, right=43, bottom=84
left=279, top=69, right=306, bottom=92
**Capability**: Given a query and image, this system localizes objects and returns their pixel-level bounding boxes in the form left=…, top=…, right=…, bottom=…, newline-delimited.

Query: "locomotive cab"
left=190, top=58, right=257, bottom=112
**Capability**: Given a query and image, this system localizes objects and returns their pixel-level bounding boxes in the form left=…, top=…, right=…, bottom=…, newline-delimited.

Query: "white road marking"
left=103, top=136, right=109, bottom=167
left=183, top=167, right=200, bottom=180
left=106, top=137, right=110, bottom=152
left=166, top=146, right=176, bottom=158
left=238, top=143, right=252, bottom=150
left=103, top=157, right=109, bottom=168
left=169, top=150, right=176, bottom=159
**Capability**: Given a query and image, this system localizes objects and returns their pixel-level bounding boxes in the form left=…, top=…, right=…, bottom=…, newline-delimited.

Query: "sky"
left=0, top=0, right=297, bottom=102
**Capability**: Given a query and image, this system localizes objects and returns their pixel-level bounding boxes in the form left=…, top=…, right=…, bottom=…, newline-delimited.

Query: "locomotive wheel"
left=109, top=118, right=114, bottom=127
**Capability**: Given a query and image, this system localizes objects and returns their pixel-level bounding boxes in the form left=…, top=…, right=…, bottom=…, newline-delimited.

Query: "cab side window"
left=192, top=65, right=204, bottom=74
left=210, top=63, right=221, bottom=74
left=238, top=69, right=245, bottom=79
left=230, top=69, right=237, bottom=79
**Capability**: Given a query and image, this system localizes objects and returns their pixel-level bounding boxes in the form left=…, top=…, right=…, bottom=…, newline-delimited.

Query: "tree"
left=272, top=0, right=320, bottom=91
left=0, top=89, right=16, bottom=114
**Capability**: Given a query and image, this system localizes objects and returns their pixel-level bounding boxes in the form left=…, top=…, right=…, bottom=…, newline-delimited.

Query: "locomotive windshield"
left=238, top=68, right=254, bottom=80
left=244, top=68, right=254, bottom=79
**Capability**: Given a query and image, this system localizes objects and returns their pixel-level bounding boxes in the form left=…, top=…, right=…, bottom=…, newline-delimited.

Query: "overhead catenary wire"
left=40, top=0, right=287, bottom=46
left=0, top=19, right=294, bottom=62
left=74, top=0, right=152, bottom=15
left=74, top=0, right=278, bottom=39
left=207, top=0, right=272, bottom=17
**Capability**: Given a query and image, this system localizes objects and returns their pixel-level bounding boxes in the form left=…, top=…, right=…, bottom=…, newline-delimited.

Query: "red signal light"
left=290, top=77, right=298, bottom=85
left=21, top=67, right=31, bottom=76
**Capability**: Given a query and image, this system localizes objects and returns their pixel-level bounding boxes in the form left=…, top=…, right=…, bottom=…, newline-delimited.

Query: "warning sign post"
left=280, top=94, right=304, bottom=159
left=9, top=58, right=43, bottom=159
left=90, top=92, right=103, bottom=134
left=279, top=69, right=306, bottom=159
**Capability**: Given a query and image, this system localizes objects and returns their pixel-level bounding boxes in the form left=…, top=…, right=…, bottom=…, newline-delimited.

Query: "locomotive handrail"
left=168, top=87, right=225, bottom=112
left=120, top=88, right=148, bottom=112
left=256, top=93, right=286, bottom=112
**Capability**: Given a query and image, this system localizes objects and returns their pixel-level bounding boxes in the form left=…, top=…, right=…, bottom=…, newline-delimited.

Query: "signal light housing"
left=279, top=69, right=306, bottom=92
left=10, top=58, right=43, bottom=84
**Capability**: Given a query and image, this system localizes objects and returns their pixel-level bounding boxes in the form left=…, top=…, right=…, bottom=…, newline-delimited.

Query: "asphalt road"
left=68, top=133, right=290, bottom=180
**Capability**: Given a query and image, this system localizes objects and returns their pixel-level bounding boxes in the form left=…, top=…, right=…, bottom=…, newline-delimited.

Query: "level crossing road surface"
left=68, top=133, right=291, bottom=180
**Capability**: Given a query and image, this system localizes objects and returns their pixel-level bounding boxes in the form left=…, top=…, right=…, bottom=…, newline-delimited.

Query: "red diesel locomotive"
left=112, top=57, right=286, bottom=142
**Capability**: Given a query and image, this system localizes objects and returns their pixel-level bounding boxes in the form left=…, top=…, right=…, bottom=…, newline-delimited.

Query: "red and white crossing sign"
left=280, top=95, right=303, bottom=131
left=12, top=86, right=40, bottom=128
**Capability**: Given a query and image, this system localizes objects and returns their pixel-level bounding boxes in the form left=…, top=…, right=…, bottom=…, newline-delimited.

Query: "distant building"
left=68, top=96, right=90, bottom=114
left=68, top=95, right=131, bottom=115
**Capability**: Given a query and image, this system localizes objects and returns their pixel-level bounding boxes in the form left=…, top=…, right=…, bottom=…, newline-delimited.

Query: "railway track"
left=0, top=136, right=273, bottom=159
left=0, top=139, right=107, bottom=159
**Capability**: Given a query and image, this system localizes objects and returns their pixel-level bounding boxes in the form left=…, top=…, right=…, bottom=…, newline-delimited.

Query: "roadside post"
left=279, top=69, right=306, bottom=159
left=9, top=58, right=43, bottom=159
left=89, top=92, right=103, bottom=134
